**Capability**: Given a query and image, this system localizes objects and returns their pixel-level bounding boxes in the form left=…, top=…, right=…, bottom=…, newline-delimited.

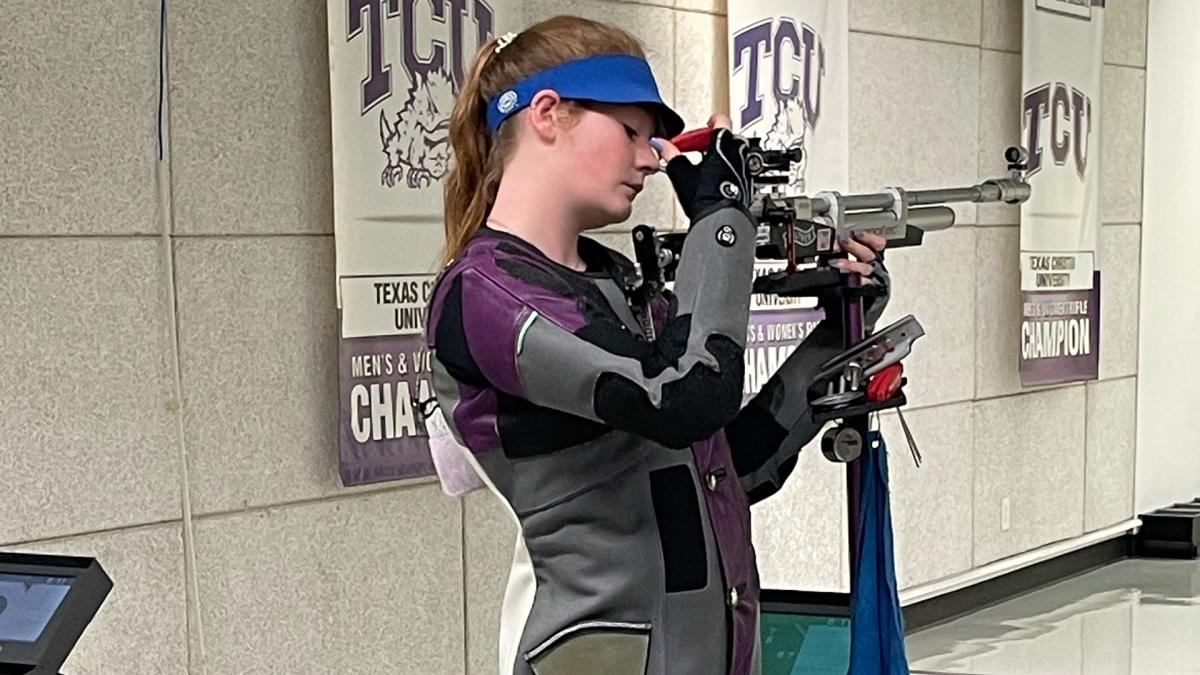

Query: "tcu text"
left=1022, top=82, right=1094, bottom=181
left=347, top=0, right=494, bottom=113
left=731, top=18, right=825, bottom=130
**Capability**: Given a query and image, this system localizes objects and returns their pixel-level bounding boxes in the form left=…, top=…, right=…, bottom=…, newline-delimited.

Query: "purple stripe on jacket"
left=459, top=267, right=530, bottom=398
left=427, top=231, right=600, bottom=453
left=452, top=383, right=500, bottom=454
left=693, top=431, right=761, bottom=675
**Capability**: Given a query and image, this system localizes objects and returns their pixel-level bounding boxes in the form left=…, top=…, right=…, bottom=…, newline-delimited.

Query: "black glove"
left=664, top=127, right=753, bottom=221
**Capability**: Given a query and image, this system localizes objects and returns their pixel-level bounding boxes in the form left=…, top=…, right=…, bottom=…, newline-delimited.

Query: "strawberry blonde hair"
left=441, top=16, right=649, bottom=265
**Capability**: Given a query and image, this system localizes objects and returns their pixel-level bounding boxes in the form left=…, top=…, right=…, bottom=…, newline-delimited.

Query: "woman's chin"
left=609, top=198, right=635, bottom=223
left=579, top=204, right=634, bottom=231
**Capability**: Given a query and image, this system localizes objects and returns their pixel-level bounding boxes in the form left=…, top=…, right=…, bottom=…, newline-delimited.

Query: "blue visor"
left=486, top=53, right=684, bottom=137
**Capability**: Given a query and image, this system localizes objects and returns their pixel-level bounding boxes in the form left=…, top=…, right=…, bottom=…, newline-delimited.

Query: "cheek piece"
left=485, top=53, right=685, bottom=139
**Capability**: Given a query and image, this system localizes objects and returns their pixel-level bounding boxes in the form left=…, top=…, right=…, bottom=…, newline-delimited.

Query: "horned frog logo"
left=762, top=96, right=809, bottom=192
left=379, top=68, right=456, bottom=190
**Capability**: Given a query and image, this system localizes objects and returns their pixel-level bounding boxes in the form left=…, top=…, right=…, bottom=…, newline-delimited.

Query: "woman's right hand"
left=653, top=115, right=753, bottom=221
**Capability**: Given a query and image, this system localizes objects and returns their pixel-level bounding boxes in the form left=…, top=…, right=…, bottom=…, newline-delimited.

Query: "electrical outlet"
left=1001, top=497, right=1012, bottom=532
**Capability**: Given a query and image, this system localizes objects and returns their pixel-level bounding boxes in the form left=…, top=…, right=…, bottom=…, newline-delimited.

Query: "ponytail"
left=441, top=40, right=502, bottom=267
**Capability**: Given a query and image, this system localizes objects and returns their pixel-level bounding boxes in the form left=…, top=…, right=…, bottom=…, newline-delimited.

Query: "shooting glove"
left=665, top=127, right=753, bottom=221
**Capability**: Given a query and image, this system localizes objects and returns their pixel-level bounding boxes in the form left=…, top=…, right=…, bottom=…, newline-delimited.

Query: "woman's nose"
left=635, top=142, right=660, bottom=175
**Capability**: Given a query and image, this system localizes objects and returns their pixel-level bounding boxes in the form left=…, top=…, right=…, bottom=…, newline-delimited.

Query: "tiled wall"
left=0, top=0, right=1145, bottom=672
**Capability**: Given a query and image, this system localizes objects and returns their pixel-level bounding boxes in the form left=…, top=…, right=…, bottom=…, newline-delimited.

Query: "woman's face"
left=556, top=102, right=661, bottom=229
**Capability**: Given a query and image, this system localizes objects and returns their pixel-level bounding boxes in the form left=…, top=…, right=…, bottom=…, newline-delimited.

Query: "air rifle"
left=631, top=128, right=1032, bottom=463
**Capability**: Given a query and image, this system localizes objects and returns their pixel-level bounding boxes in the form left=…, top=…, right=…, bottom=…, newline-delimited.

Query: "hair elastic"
left=494, top=31, right=518, bottom=54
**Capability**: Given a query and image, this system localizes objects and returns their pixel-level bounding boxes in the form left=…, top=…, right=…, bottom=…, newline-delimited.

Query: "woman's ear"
left=526, top=89, right=564, bottom=142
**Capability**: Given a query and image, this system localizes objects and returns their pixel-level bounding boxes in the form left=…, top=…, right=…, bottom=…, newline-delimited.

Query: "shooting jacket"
left=425, top=203, right=850, bottom=675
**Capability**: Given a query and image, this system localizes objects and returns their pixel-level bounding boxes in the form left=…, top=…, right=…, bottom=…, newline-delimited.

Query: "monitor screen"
left=760, top=611, right=851, bottom=675
left=0, top=573, right=74, bottom=643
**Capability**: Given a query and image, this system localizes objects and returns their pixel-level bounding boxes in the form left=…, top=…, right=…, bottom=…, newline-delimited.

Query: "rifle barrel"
left=909, top=186, right=989, bottom=205
left=844, top=193, right=896, bottom=210
left=806, top=179, right=1029, bottom=216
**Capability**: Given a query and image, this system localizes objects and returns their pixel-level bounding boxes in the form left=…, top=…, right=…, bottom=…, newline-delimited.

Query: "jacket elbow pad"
left=593, top=335, right=744, bottom=448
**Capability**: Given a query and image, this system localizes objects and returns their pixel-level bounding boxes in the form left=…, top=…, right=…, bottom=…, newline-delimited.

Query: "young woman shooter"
left=424, top=16, right=888, bottom=675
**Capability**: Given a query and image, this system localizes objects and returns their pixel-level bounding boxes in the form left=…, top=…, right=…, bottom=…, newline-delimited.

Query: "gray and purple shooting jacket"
left=425, top=203, right=848, bottom=675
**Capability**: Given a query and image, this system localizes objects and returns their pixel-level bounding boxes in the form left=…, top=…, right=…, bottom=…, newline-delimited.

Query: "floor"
left=905, top=558, right=1200, bottom=675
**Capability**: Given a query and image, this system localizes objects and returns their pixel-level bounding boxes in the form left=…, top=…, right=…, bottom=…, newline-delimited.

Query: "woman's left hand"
left=831, top=232, right=887, bottom=277
left=842, top=231, right=892, bottom=331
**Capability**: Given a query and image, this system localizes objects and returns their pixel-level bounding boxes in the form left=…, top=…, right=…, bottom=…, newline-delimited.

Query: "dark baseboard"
left=903, top=535, right=1135, bottom=634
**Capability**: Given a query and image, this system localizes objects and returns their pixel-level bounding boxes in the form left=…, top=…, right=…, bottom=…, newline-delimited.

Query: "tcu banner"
left=1018, top=0, right=1104, bottom=386
left=729, top=0, right=849, bottom=374
left=745, top=264, right=825, bottom=404
left=728, top=0, right=848, bottom=196
left=327, top=0, right=518, bottom=486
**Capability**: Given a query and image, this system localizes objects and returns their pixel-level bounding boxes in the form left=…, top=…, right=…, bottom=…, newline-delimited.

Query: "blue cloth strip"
left=849, top=430, right=911, bottom=674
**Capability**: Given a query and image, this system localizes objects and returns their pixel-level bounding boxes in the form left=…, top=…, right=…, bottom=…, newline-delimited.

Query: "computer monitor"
left=759, top=589, right=851, bottom=675
left=0, top=553, right=111, bottom=675
left=0, top=573, right=75, bottom=643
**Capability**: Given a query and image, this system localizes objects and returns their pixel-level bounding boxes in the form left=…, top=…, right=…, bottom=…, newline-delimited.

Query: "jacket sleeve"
left=726, top=263, right=893, bottom=505
left=434, top=204, right=757, bottom=449
left=724, top=318, right=843, bottom=505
